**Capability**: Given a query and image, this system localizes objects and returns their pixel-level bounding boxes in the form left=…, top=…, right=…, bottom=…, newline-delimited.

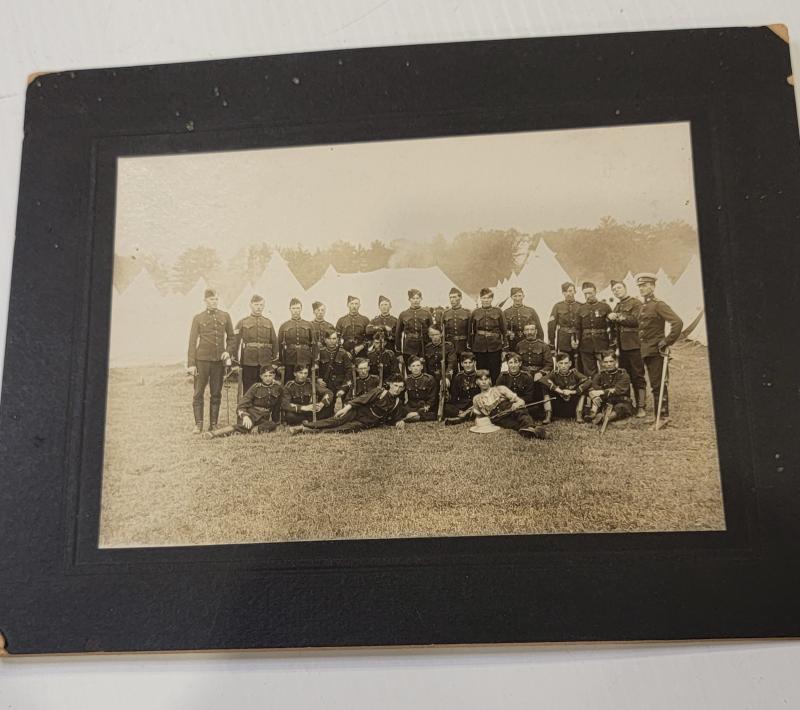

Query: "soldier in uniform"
left=443, top=351, right=482, bottom=418
left=423, top=325, right=456, bottom=383
left=607, top=280, right=647, bottom=417
left=345, top=358, right=380, bottom=402
left=516, top=322, right=552, bottom=383
left=636, top=272, right=683, bottom=424
left=366, top=330, right=399, bottom=382
left=468, top=287, right=507, bottom=384
left=503, top=286, right=544, bottom=353
left=336, top=295, right=370, bottom=357
left=310, top=301, right=336, bottom=345
left=586, top=350, right=635, bottom=426
left=202, top=364, right=283, bottom=439
left=278, top=298, right=315, bottom=383
left=231, top=294, right=278, bottom=394
left=404, top=355, right=438, bottom=421
left=315, top=330, right=353, bottom=417
left=441, top=287, right=471, bottom=363
left=547, top=282, right=581, bottom=367
left=576, top=282, right=612, bottom=377
left=395, top=288, right=433, bottom=370
left=290, top=375, right=417, bottom=435
left=366, top=294, right=398, bottom=346
left=496, top=352, right=540, bottom=414
left=540, top=352, right=591, bottom=422
left=187, top=288, right=235, bottom=434
left=281, top=364, right=332, bottom=425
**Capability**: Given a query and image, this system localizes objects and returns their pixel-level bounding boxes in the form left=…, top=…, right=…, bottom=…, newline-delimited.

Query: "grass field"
left=99, top=341, right=725, bottom=547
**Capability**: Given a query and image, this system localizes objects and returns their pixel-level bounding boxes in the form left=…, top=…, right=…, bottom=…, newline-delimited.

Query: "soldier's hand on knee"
left=242, top=415, right=253, bottom=430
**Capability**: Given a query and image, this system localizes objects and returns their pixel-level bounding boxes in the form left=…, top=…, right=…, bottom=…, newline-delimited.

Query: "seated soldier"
left=404, top=355, right=438, bottom=421
left=540, top=352, right=590, bottom=422
left=444, top=350, right=481, bottom=418
left=290, top=375, right=418, bottom=435
left=423, top=325, right=456, bottom=384
left=447, top=370, right=549, bottom=439
left=281, top=364, right=333, bottom=425
left=346, top=358, right=380, bottom=402
left=496, top=351, right=538, bottom=409
left=366, top=330, right=399, bottom=382
left=316, top=331, right=353, bottom=413
left=202, top=364, right=283, bottom=439
left=587, top=350, right=635, bottom=426
left=515, top=322, right=553, bottom=420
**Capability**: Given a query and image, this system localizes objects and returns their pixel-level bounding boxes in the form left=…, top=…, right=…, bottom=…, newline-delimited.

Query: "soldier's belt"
left=583, top=329, right=607, bottom=335
left=558, top=327, right=577, bottom=333
left=286, top=344, right=311, bottom=349
left=449, top=335, right=467, bottom=340
left=475, top=329, right=500, bottom=336
left=620, top=326, right=638, bottom=332
left=245, top=342, right=272, bottom=347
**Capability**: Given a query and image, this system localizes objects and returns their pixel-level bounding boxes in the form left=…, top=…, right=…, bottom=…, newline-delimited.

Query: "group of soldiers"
left=186, top=272, right=683, bottom=440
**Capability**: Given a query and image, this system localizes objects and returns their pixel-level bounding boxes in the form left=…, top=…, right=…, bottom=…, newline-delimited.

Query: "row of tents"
left=108, top=240, right=707, bottom=367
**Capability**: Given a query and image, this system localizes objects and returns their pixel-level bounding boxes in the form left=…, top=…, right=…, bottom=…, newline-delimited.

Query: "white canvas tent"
left=512, top=239, right=574, bottom=319
left=670, top=254, right=705, bottom=326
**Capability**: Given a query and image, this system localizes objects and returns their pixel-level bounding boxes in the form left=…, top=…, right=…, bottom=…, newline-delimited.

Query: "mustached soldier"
left=202, top=364, right=282, bottom=439
left=503, top=286, right=544, bottom=353
left=232, top=294, right=278, bottom=394
left=278, top=298, right=314, bottom=382
left=366, top=294, right=398, bottom=346
left=515, top=322, right=553, bottom=422
left=576, top=281, right=612, bottom=377
left=547, top=282, right=581, bottom=367
left=443, top=351, right=482, bottom=418
left=310, top=301, right=336, bottom=346
left=441, top=287, right=471, bottom=362
left=606, top=280, right=647, bottom=417
left=395, top=288, right=433, bottom=368
left=345, top=358, right=380, bottom=402
left=281, top=364, right=333, bottom=425
left=404, top=355, right=438, bottom=421
left=540, top=352, right=590, bottom=422
left=586, top=350, right=635, bottom=426
left=316, top=330, right=353, bottom=417
left=336, top=295, right=370, bottom=357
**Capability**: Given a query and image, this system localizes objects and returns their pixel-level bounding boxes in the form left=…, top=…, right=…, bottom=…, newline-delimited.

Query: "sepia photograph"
left=100, top=121, right=724, bottom=548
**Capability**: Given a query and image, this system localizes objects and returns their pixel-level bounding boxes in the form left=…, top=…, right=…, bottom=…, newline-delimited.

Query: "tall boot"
left=636, top=388, right=647, bottom=418
left=542, top=399, right=552, bottom=425
left=209, top=402, right=221, bottom=431
left=192, top=403, right=203, bottom=434
left=202, top=425, right=236, bottom=440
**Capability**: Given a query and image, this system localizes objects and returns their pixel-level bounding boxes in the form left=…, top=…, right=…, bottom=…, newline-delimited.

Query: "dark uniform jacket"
left=441, top=306, right=471, bottom=353
left=589, top=367, right=632, bottom=404
left=450, top=370, right=481, bottom=407
left=611, top=296, right=643, bottom=351
left=468, top=307, right=507, bottom=353
left=336, top=313, right=370, bottom=354
left=367, top=344, right=399, bottom=379
left=232, top=314, right=278, bottom=366
left=395, top=306, right=433, bottom=356
left=638, top=296, right=683, bottom=357
left=346, top=374, right=380, bottom=402
left=317, top=345, right=353, bottom=392
left=278, top=317, right=315, bottom=366
left=423, top=340, right=456, bottom=379
left=503, top=304, right=544, bottom=350
left=311, top=318, right=337, bottom=345
left=516, top=338, right=553, bottom=375
left=496, top=371, right=536, bottom=403
left=577, top=300, right=612, bottom=353
left=349, top=387, right=407, bottom=426
left=281, top=379, right=333, bottom=415
left=237, top=381, right=283, bottom=421
left=540, top=368, right=591, bottom=398
left=366, top=314, right=398, bottom=345
left=404, top=373, right=437, bottom=411
left=547, top=300, right=581, bottom=351
left=188, top=308, right=235, bottom=367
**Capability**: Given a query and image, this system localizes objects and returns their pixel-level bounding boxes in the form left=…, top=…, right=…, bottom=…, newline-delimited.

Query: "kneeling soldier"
left=496, top=352, right=536, bottom=406
left=404, top=355, right=438, bottom=421
left=587, top=350, right=635, bottom=426
left=282, top=364, right=333, bottom=425
left=203, top=364, right=282, bottom=438
left=316, top=331, right=353, bottom=414
left=346, top=358, right=380, bottom=401
left=444, top=351, right=482, bottom=418
left=540, top=352, right=590, bottom=422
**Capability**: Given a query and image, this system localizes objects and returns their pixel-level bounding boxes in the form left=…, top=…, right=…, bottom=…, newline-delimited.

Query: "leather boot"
left=209, top=402, right=221, bottom=431
left=202, top=425, right=236, bottom=440
left=636, top=388, right=647, bottom=418
left=542, top=409, right=552, bottom=425
left=192, top=403, right=203, bottom=434
left=575, top=409, right=584, bottom=424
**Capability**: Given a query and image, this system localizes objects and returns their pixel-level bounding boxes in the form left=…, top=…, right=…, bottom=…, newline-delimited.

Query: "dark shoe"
left=592, top=412, right=604, bottom=425
left=192, top=423, right=203, bottom=435
left=575, top=411, right=584, bottom=424
left=288, top=425, right=305, bottom=436
left=542, top=412, right=552, bottom=425
left=444, top=417, right=464, bottom=426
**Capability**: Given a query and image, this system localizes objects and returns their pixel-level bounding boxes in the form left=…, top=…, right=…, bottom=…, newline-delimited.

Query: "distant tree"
left=245, top=242, right=273, bottom=284
left=172, top=246, right=222, bottom=294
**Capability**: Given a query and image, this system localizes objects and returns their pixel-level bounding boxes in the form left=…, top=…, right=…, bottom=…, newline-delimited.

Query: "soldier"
left=310, top=301, right=336, bottom=345
left=316, top=330, right=353, bottom=417
left=446, top=370, right=549, bottom=439
left=202, top=364, right=283, bottom=439
left=366, top=330, right=399, bottom=382
left=468, top=287, right=507, bottom=384
left=278, top=298, right=315, bottom=383
left=423, top=325, right=456, bottom=383
left=345, top=358, right=380, bottom=402
left=395, top=288, right=433, bottom=369
left=336, top=295, right=370, bottom=357
left=281, top=364, right=332, bottom=425
left=290, top=375, right=417, bottom=435
left=496, top=352, right=543, bottom=417
left=366, top=294, right=398, bottom=346
left=441, top=287, right=471, bottom=362
left=231, top=294, right=278, bottom=394
left=444, top=351, right=482, bottom=418
left=503, top=286, right=544, bottom=352
left=547, top=282, right=581, bottom=367
left=516, top=322, right=552, bottom=380
left=636, top=272, right=683, bottom=425
left=187, top=288, right=235, bottom=434
left=576, top=281, right=612, bottom=377
left=586, top=350, right=635, bottom=426
left=607, top=280, right=647, bottom=417
left=540, top=352, right=591, bottom=422
left=404, top=355, right=438, bottom=421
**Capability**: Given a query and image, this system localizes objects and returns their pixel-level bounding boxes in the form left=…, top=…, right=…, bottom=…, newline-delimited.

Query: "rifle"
left=377, top=329, right=385, bottom=388
left=553, top=325, right=559, bottom=368
left=599, top=402, right=613, bottom=436
left=311, top=341, right=318, bottom=423
left=437, top=337, right=448, bottom=421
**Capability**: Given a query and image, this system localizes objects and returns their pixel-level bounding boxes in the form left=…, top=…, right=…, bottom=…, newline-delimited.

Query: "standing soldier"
left=586, top=350, right=635, bottom=426
left=366, top=330, right=399, bottom=381
left=576, top=281, right=612, bottom=377
left=316, top=330, right=353, bottom=416
left=636, top=272, right=683, bottom=425
left=503, top=286, right=544, bottom=353
left=441, top=287, right=471, bottom=364
left=345, top=358, right=380, bottom=402
left=366, top=294, right=398, bottom=346
left=310, top=301, right=336, bottom=346
left=423, top=325, right=456, bottom=383
left=395, top=288, right=433, bottom=370
left=607, top=280, right=647, bottom=417
left=231, top=294, right=278, bottom=394
left=202, top=364, right=283, bottom=439
left=540, top=352, right=591, bottom=422
left=278, top=298, right=315, bottom=383
left=444, top=351, right=482, bottom=418
left=187, top=288, right=235, bottom=434
left=547, top=282, right=581, bottom=367
left=281, top=364, right=332, bottom=425
left=468, top=287, right=507, bottom=384
left=404, top=356, right=438, bottom=421
left=336, top=295, right=370, bottom=358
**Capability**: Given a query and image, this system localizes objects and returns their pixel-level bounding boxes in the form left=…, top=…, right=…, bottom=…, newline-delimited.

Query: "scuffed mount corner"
left=27, top=71, right=50, bottom=85
left=766, top=24, right=794, bottom=85
left=0, top=630, right=7, bottom=656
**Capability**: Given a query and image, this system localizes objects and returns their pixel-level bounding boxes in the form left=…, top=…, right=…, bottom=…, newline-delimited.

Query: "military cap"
left=312, top=301, right=324, bottom=310
left=610, top=280, right=623, bottom=287
left=636, top=272, right=657, bottom=285
left=479, top=287, right=493, bottom=297
left=378, top=294, right=391, bottom=305
left=560, top=282, right=575, bottom=293
left=204, top=288, right=217, bottom=298
left=449, top=287, right=462, bottom=296
left=289, top=297, right=302, bottom=307
left=250, top=293, right=265, bottom=303
left=408, top=288, right=422, bottom=298
left=408, top=355, right=424, bottom=366
left=506, top=352, right=522, bottom=362
left=347, top=294, right=359, bottom=304
left=259, top=364, right=277, bottom=374
left=581, top=281, right=596, bottom=290
left=460, top=350, right=476, bottom=362
left=510, top=286, right=523, bottom=296
left=355, top=357, right=369, bottom=367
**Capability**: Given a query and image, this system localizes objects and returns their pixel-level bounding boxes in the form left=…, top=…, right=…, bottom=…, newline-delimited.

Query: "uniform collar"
left=291, top=315, right=302, bottom=321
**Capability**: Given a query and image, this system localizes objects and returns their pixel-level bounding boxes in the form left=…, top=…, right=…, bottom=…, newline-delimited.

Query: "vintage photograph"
left=100, top=121, right=723, bottom=547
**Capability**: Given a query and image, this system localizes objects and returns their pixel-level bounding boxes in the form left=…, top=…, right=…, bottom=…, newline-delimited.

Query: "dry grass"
left=99, top=342, right=725, bottom=547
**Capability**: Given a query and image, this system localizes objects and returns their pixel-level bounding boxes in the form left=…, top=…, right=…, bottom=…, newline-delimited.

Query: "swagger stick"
left=654, top=353, right=670, bottom=431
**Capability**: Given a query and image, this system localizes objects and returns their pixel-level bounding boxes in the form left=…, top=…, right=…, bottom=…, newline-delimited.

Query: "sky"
left=114, top=121, right=698, bottom=262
